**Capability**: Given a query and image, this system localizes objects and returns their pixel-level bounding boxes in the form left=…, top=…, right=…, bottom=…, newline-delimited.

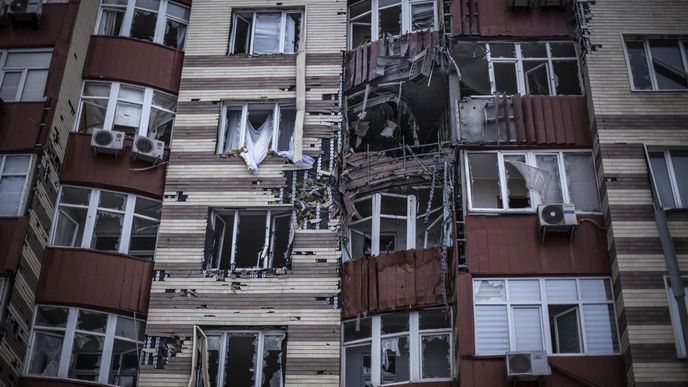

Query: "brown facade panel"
left=466, top=214, right=609, bottom=275
left=36, top=247, right=153, bottom=315
left=0, top=217, right=29, bottom=275
left=477, top=0, right=574, bottom=37
left=0, top=102, right=47, bottom=152
left=60, top=133, right=167, bottom=198
left=83, top=36, right=185, bottom=94
left=0, top=3, right=78, bottom=48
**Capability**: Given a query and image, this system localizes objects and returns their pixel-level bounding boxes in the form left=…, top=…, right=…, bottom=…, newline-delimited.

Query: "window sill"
left=46, top=246, right=153, bottom=263
left=91, top=34, right=185, bottom=53
left=629, top=88, right=688, bottom=93
left=467, top=353, right=621, bottom=359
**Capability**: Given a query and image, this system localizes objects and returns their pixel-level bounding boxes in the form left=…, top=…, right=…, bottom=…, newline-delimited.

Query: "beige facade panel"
left=633, top=363, right=688, bottom=383
left=616, top=254, right=688, bottom=272
left=147, top=308, right=340, bottom=325
left=598, top=130, right=688, bottom=146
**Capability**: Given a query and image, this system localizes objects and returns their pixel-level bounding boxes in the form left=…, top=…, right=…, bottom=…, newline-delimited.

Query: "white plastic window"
left=473, top=278, right=619, bottom=355
left=465, top=150, right=600, bottom=212
left=96, top=0, right=190, bottom=50
left=0, top=154, right=33, bottom=217
left=348, top=0, right=438, bottom=49
left=486, top=42, right=582, bottom=96
left=26, top=306, right=145, bottom=386
left=229, top=10, right=303, bottom=55
left=0, top=49, right=52, bottom=102
left=624, top=38, right=688, bottom=90
left=218, top=103, right=296, bottom=154
left=49, top=186, right=161, bottom=259
left=342, top=308, right=453, bottom=386
left=649, top=150, right=688, bottom=209
left=75, top=81, right=176, bottom=143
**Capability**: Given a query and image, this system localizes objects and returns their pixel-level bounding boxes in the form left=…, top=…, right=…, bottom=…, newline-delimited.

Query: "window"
left=348, top=0, right=438, bottom=49
left=0, top=49, right=52, bottom=102
left=465, top=150, right=600, bottom=212
left=649, top=149, right=688, bottom=209
left=473, top=278, right=618, bottom=355
left=218, top=103, right=295, bottom=154
left=76, top=81, right=176, bottom=143
left=50, top=186, right=161, bottom=259
left=666, top=279, right=688, bottom=358
left=204, top=330, right=285, bottom=387
left=205, top=209, right=292, bottom=271
left=624, top=38, right=688, bottom=90
left=26, top=306, right=145, bottom=386
left=343, top=308, right=452, bottom=386
left=96, top=0, right=190, bottom=50
left=0, top=154, right=33, bottom=217
left=485, top=42, right=582, bottom=96
left=229, top=10, right=302, bottom=55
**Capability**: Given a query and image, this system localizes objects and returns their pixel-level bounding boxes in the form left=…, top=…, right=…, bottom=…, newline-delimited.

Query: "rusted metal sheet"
left=61, top=133, right=167, bottom=198
left=465, top=214, right=609, bottom=275
left=36, top=247, right=153, bottom=315
left=18, top=377, right=102, bottom=387
left=0, top=102, right=47, bottom=152
left=83, top=36, right=185, bottom=94
left=477, top=0, right=574, bottom=37
left=0, top=217, right=29, bottom=275
left=342, top=247, right=447, bottom=318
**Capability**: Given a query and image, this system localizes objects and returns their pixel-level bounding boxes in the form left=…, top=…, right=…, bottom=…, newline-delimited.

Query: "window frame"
left=648, top=149, right=687, bottom=209
left=217, top=102, right=295, bottom=154
left=95, top=0, right=190, bottom=50
left=665, top=277, right=688, bottom=358
left=485, top=42, right=583, bottom=96
left=48, top=185, right=161, bottom=258
left=0, top=154, right=34, bottom=217
left=464, top=150, right=600, bottom=214
left=623, top=37, right=688, bottom=91
left=0, top=49, right=52, bottom=102
left=472, top=277, right=619, bottom=356
left=342, top=308, right=454, bottom=386
left=24, top=305, right=145, bottom=385
left=347, top=0, right=439, bottom=49
left=228, top=9, right=304, bottom=55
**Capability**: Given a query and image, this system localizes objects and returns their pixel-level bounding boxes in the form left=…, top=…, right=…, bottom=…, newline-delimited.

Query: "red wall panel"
left=477, top=0, right=574, bottom=37
left=18, top=377, right=107, bottom=387
left=0, top=217, right=29, bottom=275
left=0, top=102, right=46, bottom=152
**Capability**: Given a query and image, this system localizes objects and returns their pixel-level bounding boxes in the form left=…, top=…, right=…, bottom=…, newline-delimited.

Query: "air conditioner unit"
left=132, top=135, right=164, bottom=163
left=7, top=0, right=42, bottom=25
left=538, top=203, right=577, bottom=227
left=91, top=129, right=125, bottom=156
left=509, top=0, right=535, bottom=8
left=506, top=351, right=551, bottom=380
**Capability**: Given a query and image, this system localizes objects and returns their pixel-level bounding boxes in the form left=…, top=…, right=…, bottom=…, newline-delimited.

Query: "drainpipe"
left=643, top=145, right=688, bottom=355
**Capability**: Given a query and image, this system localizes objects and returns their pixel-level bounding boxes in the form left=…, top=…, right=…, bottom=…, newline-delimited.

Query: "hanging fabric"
left=240, top=113, right=274, bottom=172
left=277, top=136, right=315, bottom=169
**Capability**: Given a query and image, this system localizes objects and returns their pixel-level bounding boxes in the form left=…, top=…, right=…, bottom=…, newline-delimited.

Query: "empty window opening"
left=649, top=149, right=688, bottom=209
left=230, top=11, right=302, bottom=55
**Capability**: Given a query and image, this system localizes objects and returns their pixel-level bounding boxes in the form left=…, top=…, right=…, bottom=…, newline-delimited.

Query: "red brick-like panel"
left=0, top=102, right=47, bottom=152
left=466, top=214, right=609, bottom=275
left=36, top=247, right=153, bottom=315
left=0, top=217, right=29, bottom=275
left=18, top=377, right=110, bottom=387
left=84, top=36, right=184, bottom=94
left=342, top=247, right=447, bottom=318
left=61, top=133, right=167, bottom=198
left=478, top=0, right=574, bottom=37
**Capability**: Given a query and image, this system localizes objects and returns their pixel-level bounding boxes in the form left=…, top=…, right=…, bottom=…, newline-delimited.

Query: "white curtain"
left=277, top=136, right=315, bottom=169
left=240, top=114, right=274, bottom=173
left=381, top=337, right=401, bottom=369
left=506, top=160, right=552, bottom=199
left=223, top=111, right=243, bottom=152
left=253, top=13, right=281, bottom=54
left=98, top=9, right=123, bottom=35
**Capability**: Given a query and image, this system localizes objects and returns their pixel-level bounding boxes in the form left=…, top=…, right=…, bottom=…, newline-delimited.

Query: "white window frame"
left=342, top=308, right=454, bottom=386
left=348, top=0, right=439, bottom=49
left=228, top=10, right=304, bottom=55
left=649, top=149, right=687, bottom=209
left=25, top=305, right=145, bottom=385
left=74, top=81, right=176, bottom=140
left=473, top=277, right=619, bottom=356
left=623, top=37, right=688, bottom=91
left=485, top=42, right=582, bottom=96
left=48, top=185, right=161, bottom=257
left=0, top=49, right=52, bottom=102
left=464, top=150, right=600, bottom=213
left=217, top=102, right=294, bottom=154
left=665, top=277, right=688, bottom=358
left=205, top=330, right=286, bottom=387
left=0, top=154, right=34, bottom=217
left=95, top=0, right=190, bottom=50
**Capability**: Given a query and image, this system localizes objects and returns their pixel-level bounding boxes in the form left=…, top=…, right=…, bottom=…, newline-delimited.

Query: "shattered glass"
left=35, top=306, right=69, bottom=328
left=553, top=60, right=582, bottom=95
left=419, top=308, right=451, bottom=330
left=91, top=210, right=124, bottom=251
left=28, top=331, right=64, bottom=377
left=68, top=333, right=104, bottom=381
left=378, top=3, right=401, bottom=37
left=473, top=280, right=506, bottom=302
left=492, top=62, right=518, bottom=94
left=109, top=339, right=139, bottom=386
left=649, top=39, right=688, bottom=89
left=77, top=310, right=108, bottom=333
left=78, top=98, right=108, bottom=132
left=207, top=335, right=222, bottom=386
left=99, top=191, right=127, bottom=211
left=262, top=334, right=284, bottom=387
left=130, top=4, right=158, bottom=42
left=411, top=2, right=435, bottom=31
left=625, top=40, right=653, bottom=90
left=381, top=312, right=408, bottom=335
left=380, top=336, right=409, bottom=383
left=503, top=154, right=530, bottom=208
left=421, top=334, right=450, bottom=378
left=523, top=61, right=550, bottom=95
left=344, top=317, right=372, bottom=342
left=226, top=334, right=258, bottom=387
left=489, top=43, right=516, bottom=58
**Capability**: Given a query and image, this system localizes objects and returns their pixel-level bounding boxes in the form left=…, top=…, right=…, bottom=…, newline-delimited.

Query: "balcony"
left=36, top=247, right=153, bottom=315
left=0, top=102, right=48, bottom=152
left=61, top=133, right=167, bottom=198
left=83, top=36, right=185, bottom=94
left=0, top=217, right=30, bottom=274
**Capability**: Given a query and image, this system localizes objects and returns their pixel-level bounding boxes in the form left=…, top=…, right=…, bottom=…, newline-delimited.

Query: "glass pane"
left=380, top=195, right=407, bottom=216
left=350, top=0, right=371, bottom=19
left=345, top=344, right=371, bottom=387
left=3, top=155, right=31, bottom=174
left=5, top=52, right=51, bottom=67
left=28, top=331, right=64, bottom=377
left=68, top=334, right=104, bottom=381
left=419, top=308, right=451, bottom=330
left=148, top=107, right=174, bottom=141
left=98, top=8, right=125, bottom=35
left=421, top=334, right=451, bottom=379
left=207, top=335, right=222, bottom=387
left=546, top=279, right=578, bottom=301
left=99, top=191, right=127, bottom=211
left=670, top=150, right=688, bottom=208
left=78, top=99, right=108, bottom=132
left=474, top=280, right=506, bottom=302
left=474, top=305, right=509, bottom=354
left=253, top=13, right=282, bottom=54
left=130, top=9, right=157, bottom=41
left=284, top=13, right=301, bottom=54
left=166, top=2, right=189, bottom=20
left=35, top=306, right=69, bottom=327
left=493, top=62, right=518, bottom=94
left=380, top=335, right=409, bottom=384
left=521, top=42, right=547, bottom=58
left=580, top=279, right=612, bottom=300
left=262, top=334, right=284, bottom=387
left=118, top=85, right=145, bottom=102
left=53, top=207, right=87, bottom=247
left=109, top=339, right=139, bottom=387
left=61, top=187, right=91, bottom=206
left=509, top=280, right=541, bottom=302
left=113, top=101, right=143, bottom=136
left=523, top=61, right=550, bottom=95
left=381, top=312, right=408, bottom=335
left=490, top=43, right=516, bottom=58
left=0, top=72, right=21, bottom=101
left=379, top=5, right=401, bottom=37
left=649, top=39, right=688, bottom=89
left=625, top=40, right=652, bottom=90
left=468, top=153, right=501, bottom=209
left=152, top=91, right=176, bottom=110
left=277, top=107, right=296, bottom=152
left=512, top=307, right=543, bottom=351
left=583, top=304, right=619, bottom=353
left=116, top=316, right=146, bottom=341
left=164, top=19, right=187, bottom=49
left=551, top=306, right=581, bottom=353
left=21, top=70, right=49, bottom=101
left=135, top=197, right=162, bottom=219
left=77, top=310, right=108, bottom=333
left=536, top=154, right=564, bottom=203
left=411, top=2, right=434, bottom=31
left=550, top=42, right=577, bottom=57
left=553, top=60, right=582, bottom=95
left=0, top=176, right=26, bottom=215
left=91, top=210, right=124, bottom=251
left=344, top=317, right=372, bottom=342
left=351, top=22, right=372, bottom=48
left=84, top=82, right=111, bottom=97
left=136, top=0, right=160, bottom=11
left=129, top=216, right=159, bottom=258
left=504, top=154, right=530, bottom=209
left=225, top=334, right=258, bottom=387
left=650, top=152, right=677, bottom=208
left=564, top=153, right=600, bottom=212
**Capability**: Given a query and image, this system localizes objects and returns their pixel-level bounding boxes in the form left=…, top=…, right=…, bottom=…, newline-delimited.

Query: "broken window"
left=624, top=37, right=688, bottom=90
left=466, top=151, right=600, bottom=212
left=50, top=186, right=162, bottom=258
left=473, top=278, right=618, bottom=355
left=204, top=330, right=285, bottom=387
left=205, top=209, right=292, bottom=271
left=347, top=0, right=437, bottom=49
left=343, top=308, right=452, bottom=386
left=0, top=49, right=52, bottom=101
left=230, top=10, right=302, bottom=55
left=96, top=0, right=190, bottom=50
left=76, top=81, right=177, bottom=143
left=486, top=42, right=582, bottom=96
left=26, top=306, right=145, bottom=385
left=649, top=149, right=688, bottom=209
left=0, top=154, right=33, bottom=216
